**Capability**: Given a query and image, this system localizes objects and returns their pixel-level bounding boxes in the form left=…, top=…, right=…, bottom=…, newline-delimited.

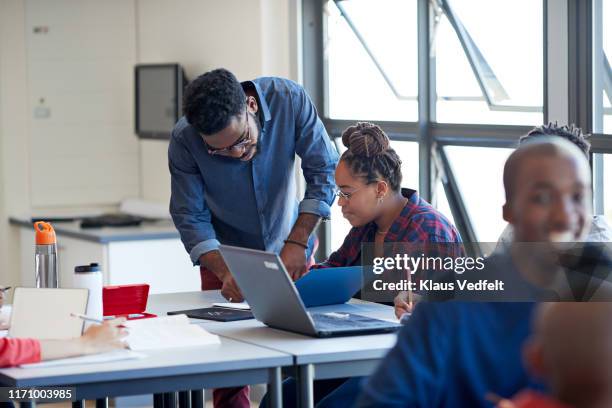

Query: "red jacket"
left=0, top=338, right=41, bottom=367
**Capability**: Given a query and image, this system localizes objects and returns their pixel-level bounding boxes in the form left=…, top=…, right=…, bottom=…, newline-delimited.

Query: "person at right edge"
left=356, top=135, right=612, bottom=407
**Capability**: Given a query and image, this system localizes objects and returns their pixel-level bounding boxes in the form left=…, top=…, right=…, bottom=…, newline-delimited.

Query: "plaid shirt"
left=314, top=188, right=463, bottom=269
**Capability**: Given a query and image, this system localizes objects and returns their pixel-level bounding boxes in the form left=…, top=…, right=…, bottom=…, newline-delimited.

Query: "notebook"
left=212, top=302, right=251, bottom=310
left=123, top=314, right=220, bottom=351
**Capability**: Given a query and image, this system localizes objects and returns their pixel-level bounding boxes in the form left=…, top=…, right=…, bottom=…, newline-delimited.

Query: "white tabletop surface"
left=0, top=336, right=291, bottom=386
left=148, top=291, right=399, bottom=365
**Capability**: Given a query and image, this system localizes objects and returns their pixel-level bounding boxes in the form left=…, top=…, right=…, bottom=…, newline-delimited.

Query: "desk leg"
left=154, top=393, right=165, bottom=408
left=190, top=390, right=204, bottom=408
left=95, top=397, right=108, bottom=408
left=178, top=391, right=191, bottom=408
left=163, top=392, right=177, bottom=408
left=297, top=364, right=314, bottom=408
left=72, top=401, right=85, bottom=408
left=268, top=367, right=282, bottom=408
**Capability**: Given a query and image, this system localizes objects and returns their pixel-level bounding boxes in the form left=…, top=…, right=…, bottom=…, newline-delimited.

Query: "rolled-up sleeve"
left=168, top=134, right=219, bottom=265
left=292, top=85, right=339, bottom=220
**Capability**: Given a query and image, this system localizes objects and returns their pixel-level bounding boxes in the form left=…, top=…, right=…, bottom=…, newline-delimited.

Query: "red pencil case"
left=102, top=284, right=157, bottom=320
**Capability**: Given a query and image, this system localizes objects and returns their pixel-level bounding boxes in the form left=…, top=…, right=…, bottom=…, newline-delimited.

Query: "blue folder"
left=296, top=266, right=363, bottom=307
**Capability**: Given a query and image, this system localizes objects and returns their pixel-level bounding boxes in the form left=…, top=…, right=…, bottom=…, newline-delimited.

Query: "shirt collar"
left=241, top=80, right=271, bottom=123
left=363, top=188, right=418, bottom=241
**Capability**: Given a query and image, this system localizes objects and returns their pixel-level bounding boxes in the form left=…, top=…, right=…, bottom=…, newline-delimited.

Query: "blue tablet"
left=296, top=266, right=363, bottom=307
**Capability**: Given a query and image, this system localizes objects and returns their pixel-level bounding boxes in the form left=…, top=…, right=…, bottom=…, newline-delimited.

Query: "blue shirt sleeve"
left=168, top=133, right=219, bottom=265
left=356, top=303, right=453, bottom=407
left=291, top=84, right=339, bottom=220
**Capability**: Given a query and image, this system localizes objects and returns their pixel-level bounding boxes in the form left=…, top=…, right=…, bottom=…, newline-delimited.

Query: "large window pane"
left=434, top=0, right=543, bottom=125
left=324, top=0, right=418, bottom=121
left=593, top=0, right=611, bottom=134
left=330, top=140, right=419, bottom=251
left=445, top=146, right=513, bottom=241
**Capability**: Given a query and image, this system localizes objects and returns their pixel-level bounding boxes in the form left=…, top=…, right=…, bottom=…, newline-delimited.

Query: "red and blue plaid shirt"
left=314, top=188, right=463, bottom=269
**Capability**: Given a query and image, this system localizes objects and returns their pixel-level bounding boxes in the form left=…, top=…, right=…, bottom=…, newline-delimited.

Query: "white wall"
left=137, top=0, right=297, bottom=203
left=0, top=0, right=30, bottom=289
left=26, top=0, right=140, bottom=208
left=0, top=0, right=299, bottom=286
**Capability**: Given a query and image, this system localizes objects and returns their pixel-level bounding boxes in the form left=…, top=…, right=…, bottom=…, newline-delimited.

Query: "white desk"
left=148, top=291, right=399, bottom=408
left=0, top=335, right=291, bottom=408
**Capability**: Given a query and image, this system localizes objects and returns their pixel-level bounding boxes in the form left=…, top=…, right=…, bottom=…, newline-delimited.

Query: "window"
left=304, top=0, right=602, bottom=257
left=329, top=140, right=419, bottom=251
left=444, top=146, right=513, bottom=241
left=593, top=0, right=612, bottom=134
left=324, top=0, right=418, bottom=121
left=434, top=0, right=543, bottom=125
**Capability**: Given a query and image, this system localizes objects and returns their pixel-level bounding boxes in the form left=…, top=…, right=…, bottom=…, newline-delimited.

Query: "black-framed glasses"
left=205, top=106, right=252, bottom=156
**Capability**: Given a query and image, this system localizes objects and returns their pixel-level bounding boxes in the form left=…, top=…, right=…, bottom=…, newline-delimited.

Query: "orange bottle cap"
left=34, top=221, right=56, bottom=245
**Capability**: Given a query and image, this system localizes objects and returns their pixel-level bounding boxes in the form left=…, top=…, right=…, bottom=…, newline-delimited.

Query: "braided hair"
left=340, top=122, right=402, bottom=191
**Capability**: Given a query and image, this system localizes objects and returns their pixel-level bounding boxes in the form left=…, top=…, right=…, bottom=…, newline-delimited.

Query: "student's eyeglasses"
left=205, top=107, right=252, bottom=156
left=335, top=187, right=363, bottom=200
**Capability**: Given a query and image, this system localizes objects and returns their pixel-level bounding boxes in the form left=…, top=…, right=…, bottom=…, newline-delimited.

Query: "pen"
left=71, top=313, right=127, bottom=328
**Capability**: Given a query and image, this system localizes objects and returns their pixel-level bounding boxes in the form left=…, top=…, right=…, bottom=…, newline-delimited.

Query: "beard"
left=240, top=112, right=263, bottom=162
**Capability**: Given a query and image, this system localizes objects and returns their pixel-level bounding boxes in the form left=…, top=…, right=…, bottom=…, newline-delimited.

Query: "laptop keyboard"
left=311, top=312, right=395, bottom=330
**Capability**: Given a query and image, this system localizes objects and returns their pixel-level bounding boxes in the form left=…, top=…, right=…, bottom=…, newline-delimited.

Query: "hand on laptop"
left=221, top=275, right=244, bottom=303
left=280, top=243, right=308, bottom=281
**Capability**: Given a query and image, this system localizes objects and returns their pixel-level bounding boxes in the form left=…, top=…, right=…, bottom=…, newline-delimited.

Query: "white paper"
left=20, top=350, right=145, bottom=368
left=123, top=314, right=220, bottom=351
left=212, top=302, right=251, bottom=311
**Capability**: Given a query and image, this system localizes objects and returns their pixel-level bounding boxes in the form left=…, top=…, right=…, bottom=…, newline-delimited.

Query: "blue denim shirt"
left=168, top=77, right=339, bottom=264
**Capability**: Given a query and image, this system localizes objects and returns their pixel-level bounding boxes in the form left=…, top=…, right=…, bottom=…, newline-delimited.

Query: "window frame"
left=303, top=0, right=612, bottom=258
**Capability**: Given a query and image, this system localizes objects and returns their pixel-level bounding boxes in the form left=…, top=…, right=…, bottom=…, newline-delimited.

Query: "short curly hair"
left=520, top=122, right=590, bottom=157
left=183, top=68, right=246, bottom=135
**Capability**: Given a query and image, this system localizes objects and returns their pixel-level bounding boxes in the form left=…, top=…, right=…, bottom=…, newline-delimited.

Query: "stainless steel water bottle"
left=34, top=221, right=58, bottom=288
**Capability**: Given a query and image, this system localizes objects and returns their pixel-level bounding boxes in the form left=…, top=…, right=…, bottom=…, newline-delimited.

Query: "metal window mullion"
left=323, top=118, right=419, bottom=139
left=567, top=0, right=593, bottom=132
left=418, top=0, right=433, bottom=201
left=590, top=134, right=612, bottom=153
left=303, top=0, right=331, bottom=260
left=592, top=0, right=606, bottom=216
left=545, top=0, right=569, bottom=124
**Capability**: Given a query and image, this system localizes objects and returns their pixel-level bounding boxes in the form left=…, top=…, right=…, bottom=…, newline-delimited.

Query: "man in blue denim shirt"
left=169, top=69, right=337, bottom=407
left=169, top=68, right=338, bottom=300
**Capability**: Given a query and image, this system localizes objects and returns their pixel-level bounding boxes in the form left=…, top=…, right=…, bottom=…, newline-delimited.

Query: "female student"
left=263, top=122, right=463, bottom=408
left=0, top=288, right=127, bottom=367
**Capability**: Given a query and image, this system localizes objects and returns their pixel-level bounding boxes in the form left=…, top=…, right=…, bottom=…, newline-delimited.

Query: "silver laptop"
left=219, top=245, right=400, bottom=338
left=9, top=287, right=89, bottom=339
